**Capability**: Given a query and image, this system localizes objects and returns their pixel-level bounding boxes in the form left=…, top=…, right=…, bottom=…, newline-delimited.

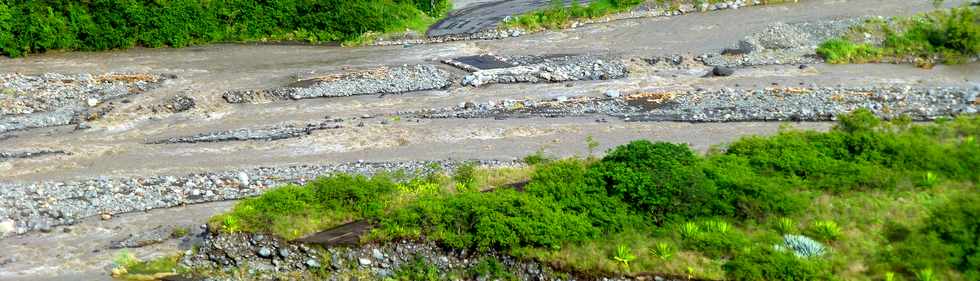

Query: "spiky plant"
left=680, top=222, right=702, bottom=239
left=782, top=234, right=827, bottom=258
left=808, top=220, right=842, bottom=241
left=613, top=245, right=637, bottom=272
left=916, top=268, right=936, bottom=281
left=774, top=217, right=797, bottom=234
left=651, top=242, right=675, bottom=261
left=702, top=220, right=731, bottom=234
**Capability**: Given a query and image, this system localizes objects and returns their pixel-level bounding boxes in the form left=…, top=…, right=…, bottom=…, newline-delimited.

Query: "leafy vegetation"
left=818, top=7, right=979, bottom=65
left=209, top=110, right=979, bottom=280
left=0, top=0, right=452, bottom=57
left=503, top=0, right=645, bottom=31
left=111, top=252, right=183, bottom=281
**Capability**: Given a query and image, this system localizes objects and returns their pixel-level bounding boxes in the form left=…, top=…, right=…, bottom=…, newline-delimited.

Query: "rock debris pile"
left=182, top=233, right=656, bottom=281
left=148, top=121, right=343, bottom=144
left=416, top=86, right=978, bottom=122
left=0, top=73, right=168, bottom=134
left=702, top=18, right=867, bottom=67
left=222, top=65, right=452, bottom=103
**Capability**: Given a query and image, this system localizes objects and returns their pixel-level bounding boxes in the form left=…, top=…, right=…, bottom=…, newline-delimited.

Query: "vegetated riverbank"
left=116, top=110, right=980, bottom=281
left=0, top=0, right=452, bottom=57
left=816, top=6, right=979, bottom=66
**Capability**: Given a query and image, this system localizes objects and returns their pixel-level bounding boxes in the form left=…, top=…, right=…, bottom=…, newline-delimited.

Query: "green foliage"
left=504, top=0, right=644, bottom=31
left=593, top=140, right=802, bottom=223
left=724, top=110, right=980, bottom=192
left=524, top=159, right=644, bottom=232
left=916, top=268, right=937, bottom=281
left=379, top=189, right=599, bottom=251
left=171, top=227, right=189, bottom=238
left=681, top=220, right=751, bottom=259
left=586, top=135, right=600, bottom=157
left=469, top=258, right=515, bottom=281
left=0, top=0, right=450, bottom=57
left=590, top=141, right=719, bottom=223
left=723, top=248, right=833, bottom=281
left=818, top=7, right=979, bottom=65
left=453, top=162, right=478, bottom=192
left=613, top=244, right=637, bottom=271
left=918, top=171, right=941, bottom=187
left=111, top=252, right=182, bottom=280
left=523, top=149, right=552, bottom=165
left=806, top=220, right=842, bottom=242
left=651, top=242, right=675, bottom=261
left=885, top=192, right=980, bottom=280
left=774, top=217, right=798, bottom=235
left=816, top=38, right=883, bottom=64
left=389, top=256, right=441, bottom=281
left=210, top=173, right=400, bottom=239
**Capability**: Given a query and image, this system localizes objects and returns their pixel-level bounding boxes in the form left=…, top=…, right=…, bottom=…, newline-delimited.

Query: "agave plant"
left=916, top=268, right=936, bottom=281
left=613, top=245, right=637, bottom=271
left=680, top=222, right=702, bottom=239
left=782, top=234, right=827, bottom=258
left=702, top=220, right=731, bottom=234
left=651, top=242, right=675, bottom=261
left=920, top=171, right=940, bottom=187
left=774, top=217, right=797, bottom=234
left=808, top=220, right=842, bottom=241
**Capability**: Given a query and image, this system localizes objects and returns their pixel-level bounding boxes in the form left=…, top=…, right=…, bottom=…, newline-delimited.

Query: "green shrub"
left=806, top=220, right=842, bottom=242
left=210, top=173, right=399, bottom=239
left=379, top=189, right=599, bottom=251
left=469, top=258, right=515, bottom=281
left=651, top=242, right=676, bottom=261
left=389, top=256, right=441, bottom=281
left=702, top=155, right=804, bottom=219
left=724, top=110, right=980, bottom=191
left=681, top=221, right=751, bottom=259
left=816, top=38, right=883, bottom=64
left=723, top=248, right=833, bottom=281
left=524, top=159, right=644, bottom=232
left=590, top=141, right=720, bottom=223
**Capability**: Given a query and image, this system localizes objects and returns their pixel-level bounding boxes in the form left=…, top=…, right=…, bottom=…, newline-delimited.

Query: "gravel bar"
left=222, top=65, right=452, bottom=104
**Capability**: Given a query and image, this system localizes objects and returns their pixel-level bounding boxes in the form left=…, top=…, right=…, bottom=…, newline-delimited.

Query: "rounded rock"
left=257, top=247, right=273, bottom=258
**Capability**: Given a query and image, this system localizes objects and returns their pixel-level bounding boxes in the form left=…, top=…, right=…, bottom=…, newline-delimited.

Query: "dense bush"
left=379, top=189, right=599, bottom=251
left=211, top=173, right=399, bottom=239
left=725, top=110, right=979, bottom=191
left=0, top=0, right=450, bottom=57
left=524, top=159, right=644, bottom=232
left=590, top=141, right=720, bottom=223
left=723, top=248, right=834, bottom=281
left=591, top=140, right=802, bottom=223
left=885, top=192, right=980, bottom=280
